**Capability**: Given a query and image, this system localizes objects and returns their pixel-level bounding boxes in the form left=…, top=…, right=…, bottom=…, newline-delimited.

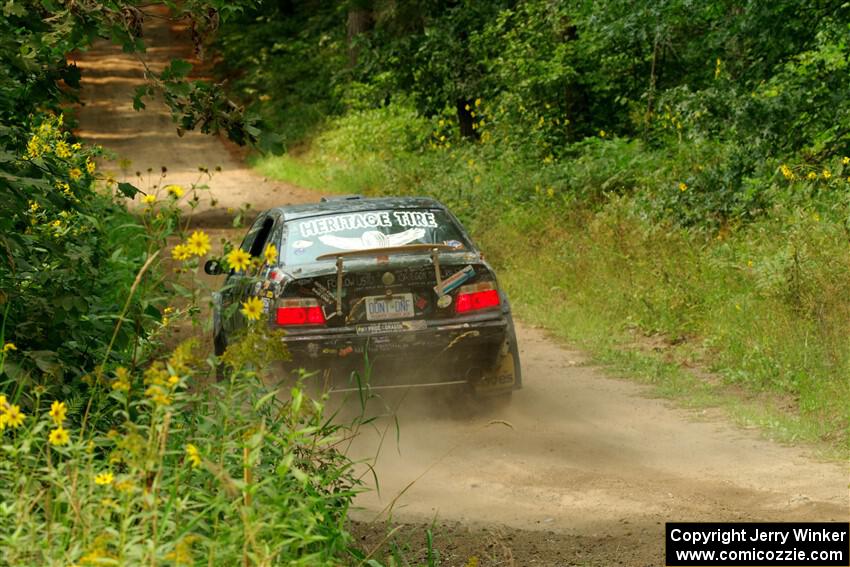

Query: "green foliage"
left=0, top=0, right=282, bottom=394
left=220, top=0, right=850, bottom=225
left=214, top=0, right=347, bottom=147
left=0, top=340, right=359, bottom=564
left=0, top=116, right=149, bottom=392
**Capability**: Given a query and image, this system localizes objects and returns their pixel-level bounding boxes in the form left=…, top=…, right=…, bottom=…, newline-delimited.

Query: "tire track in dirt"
left=72, top=10, right=849, bottom=565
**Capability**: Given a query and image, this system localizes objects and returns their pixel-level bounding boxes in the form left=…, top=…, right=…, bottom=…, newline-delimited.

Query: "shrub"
left=0, top=336, right=359, bottom=565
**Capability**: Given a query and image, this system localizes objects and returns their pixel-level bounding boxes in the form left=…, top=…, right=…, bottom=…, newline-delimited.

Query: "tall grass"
left=0, top=335, right=361, bottom=565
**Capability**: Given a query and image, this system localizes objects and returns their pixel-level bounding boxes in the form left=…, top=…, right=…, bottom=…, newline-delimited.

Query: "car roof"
left=270, top=196, right=449, bottom=222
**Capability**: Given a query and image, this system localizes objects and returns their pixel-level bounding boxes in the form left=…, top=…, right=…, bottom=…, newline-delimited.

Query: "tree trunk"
left=347, top=3, right=373, bottom=67
left=456, top=99, right=476, bottom=139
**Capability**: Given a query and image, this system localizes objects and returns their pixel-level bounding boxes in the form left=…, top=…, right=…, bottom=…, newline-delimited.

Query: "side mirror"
left=204, top=259, right=224, bottom=275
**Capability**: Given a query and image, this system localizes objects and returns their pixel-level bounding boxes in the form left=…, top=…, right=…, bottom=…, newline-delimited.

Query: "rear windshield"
left=283, top=209, right=471, bottom=265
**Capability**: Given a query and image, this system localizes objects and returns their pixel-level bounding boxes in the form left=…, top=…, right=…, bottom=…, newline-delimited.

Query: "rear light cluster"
left=275, top=298, right=326, bottom=326
left=455, top=282, right=500, bottom=314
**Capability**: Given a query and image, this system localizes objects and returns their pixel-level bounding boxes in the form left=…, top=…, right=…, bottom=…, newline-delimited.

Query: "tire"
left=503, top=310, right=522, bottom=389
left=472, top=311, right=522, bottom=402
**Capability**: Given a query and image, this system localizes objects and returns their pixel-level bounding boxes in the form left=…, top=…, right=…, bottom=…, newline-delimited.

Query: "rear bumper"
left=280, top=315, right=510, bottom=390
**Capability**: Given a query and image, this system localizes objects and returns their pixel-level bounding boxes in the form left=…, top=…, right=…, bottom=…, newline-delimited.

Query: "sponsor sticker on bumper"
left=355, top=320, right=427, bottom=335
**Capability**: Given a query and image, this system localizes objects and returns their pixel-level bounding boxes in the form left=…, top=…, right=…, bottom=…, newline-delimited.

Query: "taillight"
left=455, top=283, right=500, bottom=314
left=275, top=298, right=326, bottom=326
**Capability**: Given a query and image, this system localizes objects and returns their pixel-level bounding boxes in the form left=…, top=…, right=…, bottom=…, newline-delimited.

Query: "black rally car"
left=207, top=196, right=521, bottom=398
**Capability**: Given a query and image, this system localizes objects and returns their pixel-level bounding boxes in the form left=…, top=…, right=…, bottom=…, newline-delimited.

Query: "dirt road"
left=71, top=12, right=316, bottom=223
left=73, top=11, right=848, bottom=566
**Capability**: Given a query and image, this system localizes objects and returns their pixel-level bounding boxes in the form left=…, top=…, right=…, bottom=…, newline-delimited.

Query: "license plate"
left=365, top=293, right=414, bottom=321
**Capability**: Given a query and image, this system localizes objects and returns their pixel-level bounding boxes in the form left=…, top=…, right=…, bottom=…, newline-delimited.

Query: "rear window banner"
left=292, top=239, right=313, bottom=255
left=319, top=228, right=426, bottom=250
left=286, top=209, right=470, bottom=265
left=393, top=211, right=438, bottom=228
left=298, top=211, right=438, bottom=239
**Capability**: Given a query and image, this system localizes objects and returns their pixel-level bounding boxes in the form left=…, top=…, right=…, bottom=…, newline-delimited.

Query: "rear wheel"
left=471, top=312, right=521, bottom=404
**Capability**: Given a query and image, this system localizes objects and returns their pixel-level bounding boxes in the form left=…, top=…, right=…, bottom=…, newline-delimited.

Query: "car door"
left=220, top=213, right=278, bottom=333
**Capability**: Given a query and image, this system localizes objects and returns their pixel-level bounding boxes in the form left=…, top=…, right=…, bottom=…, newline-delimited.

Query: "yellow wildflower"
left=165, top=184, right=185, bottom=198
left=226, top=248, right=251, bottom=272
left=49, top=400, right=67, bottom=426
left=807, top=171, right=817, bottom=180
left=474, top=98, right=481, bottom=107
left=264, top=243, right=278, bottom=264
left=185, top=444, right=201, bottom=468
left=166, top=535, right=200, bottom=565
left=546, top=186, right=555, bottom=198
left=599, top=130, right=606, bottom=138
left=4, top=404, right=24, bottom=429
left=171, top=244, right=192, bottom=261
left=69, top=168, right=83, bottom=181
left=780, top=164, right=794, bottom=179
left=2, top=343, right=16, bottom=353
left=167, top=375, right=180, bottom=387
left=822, top=169, right=831, bottom=179
left=55, top=141, right=71, bottom=159
left=26, top=136, right=45, bottom=159
left=187, top=230, right=211, bottom=256
left=142, top=194, right=156, bottom=205
left=145, top=385, right=171, bottom=406
left=85, top=158, right=96, bottom=174
left=49, top=426, right=70, bottom=446
left=72, top=143, right=81, bottom=151
left=112, top=368, right=130, bottom=392
left=678, top=182, right=687, bottom=192
left=94, top=472, right=114, bottom=486
left=843, top=156, right=850, bottom=165
left=241, top=297, right=264, bottom=321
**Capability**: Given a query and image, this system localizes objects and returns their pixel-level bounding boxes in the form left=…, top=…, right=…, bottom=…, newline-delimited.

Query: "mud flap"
left=473, top=339, right=517, bottom=397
